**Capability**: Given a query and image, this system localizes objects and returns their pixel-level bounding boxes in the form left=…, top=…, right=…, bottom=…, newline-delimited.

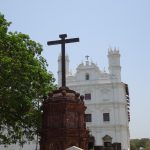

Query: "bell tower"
left=108, top=48, right=121, bottom=82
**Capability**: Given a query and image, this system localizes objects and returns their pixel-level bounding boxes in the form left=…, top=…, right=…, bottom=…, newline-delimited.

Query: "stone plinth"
left=40, top=87, right=89, bottom=150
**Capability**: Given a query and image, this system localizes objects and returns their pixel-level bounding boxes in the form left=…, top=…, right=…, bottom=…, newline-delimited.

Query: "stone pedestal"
left=40, top=87, right=88, bottom=150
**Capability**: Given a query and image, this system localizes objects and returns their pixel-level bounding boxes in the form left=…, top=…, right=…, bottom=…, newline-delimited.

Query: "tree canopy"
left=0, top=13, right=55, bottom=146
left=130, top=138, right=150, bottom=150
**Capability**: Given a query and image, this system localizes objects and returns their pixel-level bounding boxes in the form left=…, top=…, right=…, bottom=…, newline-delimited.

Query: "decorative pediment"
left=103, top=135, right=112, bottom=142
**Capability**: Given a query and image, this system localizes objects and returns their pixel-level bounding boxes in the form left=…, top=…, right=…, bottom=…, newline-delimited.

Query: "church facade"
left=58, top=48, right=130, bottom=150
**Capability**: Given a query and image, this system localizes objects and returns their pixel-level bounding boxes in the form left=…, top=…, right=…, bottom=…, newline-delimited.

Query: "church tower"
left=58, top=54, right=69, bottom=86
left=108, top=48, right=121, bottom=82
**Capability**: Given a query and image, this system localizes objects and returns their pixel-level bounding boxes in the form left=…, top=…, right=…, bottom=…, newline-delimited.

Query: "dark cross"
left=47, top=34, right=79, bottom=87
left=85, top=55, right=89, bottom=61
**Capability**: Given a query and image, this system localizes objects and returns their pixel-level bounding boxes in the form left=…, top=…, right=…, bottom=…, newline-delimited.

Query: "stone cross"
left=47, top=34, right=79, bottom=87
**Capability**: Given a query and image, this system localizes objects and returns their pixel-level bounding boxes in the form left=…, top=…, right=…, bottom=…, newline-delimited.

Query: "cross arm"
left=65, top=38, right=79, bottom=43
left=47, top=38, right=79, bottom=46
left=47, top=40, right=62, bottom=45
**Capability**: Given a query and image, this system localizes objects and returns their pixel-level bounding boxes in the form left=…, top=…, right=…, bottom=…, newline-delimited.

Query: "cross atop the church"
left=47, top=34, right=79, bottom=87
left=85, top=55, right=89, bottom=61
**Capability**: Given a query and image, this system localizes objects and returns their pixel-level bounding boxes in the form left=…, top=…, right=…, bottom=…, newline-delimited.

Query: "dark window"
left=85, top=114, right=92, bottom=122
left=85, top=93, right=91, bottom=100
left=85, top=73, right=90, bottom=80
left=103, top=113, right=110, bottom=121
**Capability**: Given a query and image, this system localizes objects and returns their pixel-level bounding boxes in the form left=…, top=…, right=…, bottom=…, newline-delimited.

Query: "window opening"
left=103, top=113, right=110, bottom=121
left=85, top=73, right=90, bottom=80
left=85, top=93, right=91, bottom=100
left=85, top=114, right=92, bottom=122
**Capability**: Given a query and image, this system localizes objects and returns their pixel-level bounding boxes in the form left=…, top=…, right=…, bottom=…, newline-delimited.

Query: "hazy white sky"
left=1, top=0, right=150, bottom=139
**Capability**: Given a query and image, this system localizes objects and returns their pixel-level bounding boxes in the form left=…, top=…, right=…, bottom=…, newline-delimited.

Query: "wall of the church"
left=68, top=83, right=130, bottom=150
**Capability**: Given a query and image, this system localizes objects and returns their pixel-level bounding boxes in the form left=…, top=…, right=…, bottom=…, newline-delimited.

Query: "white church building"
left=58, top=48, right=130, bottom=150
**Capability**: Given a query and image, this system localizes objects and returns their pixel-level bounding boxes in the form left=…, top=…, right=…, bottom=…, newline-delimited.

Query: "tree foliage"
left=130, top=138, right=150, bottom=150
left=0, top=13, right=55, bottom=146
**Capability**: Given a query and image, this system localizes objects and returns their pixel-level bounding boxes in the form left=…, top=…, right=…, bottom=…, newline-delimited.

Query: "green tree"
left=145, top=140, right=150, bottom=150
left=140, top=138, right=150, bottom=148
left=130, top=138, right=150, bottom=150
left=130, top=139, right=140, bottom=150
left=0, top=13, right=55, bottom=146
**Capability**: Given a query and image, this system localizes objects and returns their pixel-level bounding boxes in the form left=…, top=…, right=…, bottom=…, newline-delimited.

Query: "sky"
left=1, top=0, right=150, bottom=139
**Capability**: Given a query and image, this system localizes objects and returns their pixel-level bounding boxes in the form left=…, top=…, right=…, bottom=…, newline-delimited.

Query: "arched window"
left=85, top=73, right=90, bottom=80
